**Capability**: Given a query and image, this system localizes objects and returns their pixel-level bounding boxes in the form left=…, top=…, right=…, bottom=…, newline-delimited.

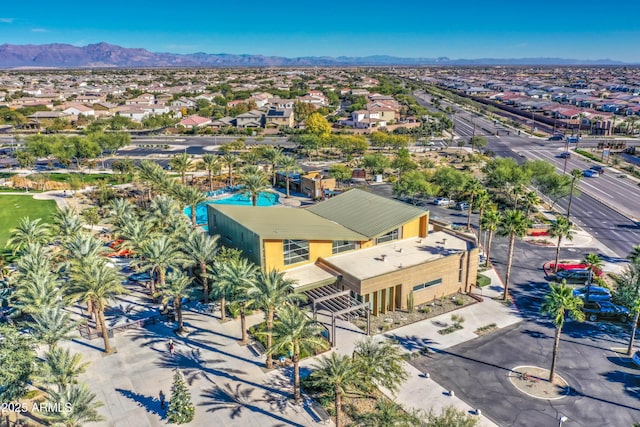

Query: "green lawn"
left=42, top=173, right=132, bottom=185
left=0, top=195, right=58, bottom=249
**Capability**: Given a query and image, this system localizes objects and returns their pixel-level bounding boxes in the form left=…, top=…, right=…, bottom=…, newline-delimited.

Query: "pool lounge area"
left=184, top=191, right=280, bottom=228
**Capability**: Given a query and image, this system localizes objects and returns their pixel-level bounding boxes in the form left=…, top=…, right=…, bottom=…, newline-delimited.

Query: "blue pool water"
left=184, top=192, right=280, bottom=226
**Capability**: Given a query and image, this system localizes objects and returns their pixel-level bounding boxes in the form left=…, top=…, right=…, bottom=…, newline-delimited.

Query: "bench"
left=306, top=398, right=331, bottom=424
left=247, top=340, right=267, bottom=357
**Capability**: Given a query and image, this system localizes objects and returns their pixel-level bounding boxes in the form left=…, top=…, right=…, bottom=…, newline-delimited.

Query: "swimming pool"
left=184, top=191, right=280, bottom=226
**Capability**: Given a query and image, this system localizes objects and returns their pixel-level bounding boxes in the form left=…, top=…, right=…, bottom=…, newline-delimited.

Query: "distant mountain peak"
left=0, top=42, right=628, bottom=68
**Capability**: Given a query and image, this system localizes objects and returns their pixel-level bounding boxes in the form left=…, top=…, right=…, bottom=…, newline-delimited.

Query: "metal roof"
left=208, top=205, right=367, bottom=241
left=307, top=189, right=426, bottom=238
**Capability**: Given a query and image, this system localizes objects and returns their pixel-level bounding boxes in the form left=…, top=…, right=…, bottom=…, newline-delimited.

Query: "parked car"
left=433, top=197, right=453, bottom=206
left=633, top=350, right=640, bottom=367
left=582, top=301, right=629, bottom=322
left=559, top=152, right=571, bottom=159
left=583, top=169, right=599, bottom=177
left=456, top=201, right=469, bottom=210
left=572, top=285, right=611, bottom=301
left=556, top=269, right=593, bottom=284
left=590, top=165, right=605, bottom=174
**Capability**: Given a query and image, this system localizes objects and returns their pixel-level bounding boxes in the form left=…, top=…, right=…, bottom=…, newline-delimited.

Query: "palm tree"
left=628, top=298, right=640, bottom=356
left=355, top=399, right=422, bottom=427
left=249, top=269, right=304, bottom=369
left=352, top=338, right=408, bottom=396
left=66, top=260, right=127, bottom=353
left=41, top=347, right=89, bottom=392
left=147, top=195, right=181, bottom=231
left=135, top=235, right=187, bottom=299
left=202, top=153, right=221, bottom=192
left=182, top=230, right=219, bottom=303
left=566, top=168, right=582, bottom=220
left=549, top=217, right=574, bottom=273
left=12, top=272, right=62, bottom=315
left=463, top=178, right=483, bottom=230
left=30, top=306, right=76, bottom=351
left=278, top=155, right=301, bottom=198
left=107, top=197, right=135, bottom=228
left=261, top=146, right=283, bottom=186
left=480, top=206, right=500, bottom=268
left=221, top=152, right=238, bottom=187
left=157, top=271, right=193, bottom=333
left=627, top=245, right=640, bottom=264
left=174, top=185, right=206, bottom=227
left=241, top=172, right=270, bottom=206
left=63, top=232, right=111, bottom=270
left=211, top=258, right=257, bottom=326
left=137, top=160, right=169, bottom=201
left=52, top=207, right=84, bottom=242
left=268, top=305, right=329, bottom=402
left=474, top=189, right=490, bottom=239
left=522, top=191, right=541, bottom=218
left=582, top=253, right=603, bottom=302
left=541, top=283, right=584, bottom=382
left=308, top=352, right=362, bottom=427
left=498, top=209, right=531, bottom=301
left=170, top=152, right=192, bottom=185
left=6, top=217, right=51, bottom=254
left=39, top=383, right=105, bottom=427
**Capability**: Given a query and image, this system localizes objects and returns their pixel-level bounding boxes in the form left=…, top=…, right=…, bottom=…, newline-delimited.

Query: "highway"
left=414, top=91, right=640, bottom=257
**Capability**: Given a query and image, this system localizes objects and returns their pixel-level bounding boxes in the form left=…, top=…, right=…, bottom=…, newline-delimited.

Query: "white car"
left=433, top=197, right=453, bottom=206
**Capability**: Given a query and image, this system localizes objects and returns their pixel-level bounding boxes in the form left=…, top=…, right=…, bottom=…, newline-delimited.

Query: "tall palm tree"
left=39, top=383, right=105, bottom=427
left=241, top=172, right=270, bottom=206
left=261, top=146, right=283, bottom=186
left=116, top=218, right=153, bottom=254
left=582, top=253, right=603, bottom=302
left=41, top=347, right=89, bottom=392
left=212, top=258, right=258, bottom=328
left=170, top=152, right=193, bottom=185
left=628, top=298, right=640, bottom=356
left=135, top=235, right=187, bottom=299
left=308, top=352, right=362, bottom=427
left=182, top=230, right=219, bottom=304
left=221, top=152, right=238, bottom=187
left=249, top=269, right=304, bottom=369
left=63, top=233, right=111, bottom=270
left=147, top=195, right=181, bottom=231
left=6, top=217, right=51, bottom=254
left=137, top=160, right=168, bottom=201
left=67, top=260, right=127, bottom=353
left=157, top=271, right=193, bottom=333
left=30, top=306, right=76, bottom=351
left=12, top=272, right=62, bottom=315
left=480, top=206, right=500, bottom=268
left=463, top=178, right=483, bottom=230
left=202, top=153, right=221, bottom=192
left=474, top=189, right=490, bottom=239
left=522, top=190, right=541, bottom=218
left=541, top=283, right=584, bottom=382
left=278, top=155, right=301, bottom=198
left=107, top=197, right=135, bottom=229
left=549, top=217, right=574, bottom=273
left=174, top=185, right=206, bottom=227
left=498, top=209, right=531, bottom=301
left=352, top=338, right=408, bottom=396
left=52, top=207, right=84, bottom=242
left=268, top=305, right=329, bottom=402
left=566, top=168, right=582, bottom=220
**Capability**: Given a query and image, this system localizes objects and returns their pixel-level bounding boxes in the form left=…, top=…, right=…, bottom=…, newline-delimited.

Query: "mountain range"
left=0, top=42, right=628, bottom=68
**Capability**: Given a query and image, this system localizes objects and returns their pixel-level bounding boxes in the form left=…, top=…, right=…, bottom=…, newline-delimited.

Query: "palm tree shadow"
left=200, top=383, right=304, bottom=427
left=156, top=347, right=247, bottom=384
left=115, top=388, right=165, bottom=419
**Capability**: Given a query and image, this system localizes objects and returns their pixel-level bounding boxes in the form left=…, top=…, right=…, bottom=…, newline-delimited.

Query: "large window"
left=283, top=239, right=309, bottom=265
left=332, top=240, right=357, bottom=254
left=376, top=228, right=399, bottom=245
left=413, top=278, right=442, bottom=292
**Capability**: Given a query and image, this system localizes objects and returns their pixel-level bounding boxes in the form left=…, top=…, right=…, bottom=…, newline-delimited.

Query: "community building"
left=207, top=189, right=478, bottom=316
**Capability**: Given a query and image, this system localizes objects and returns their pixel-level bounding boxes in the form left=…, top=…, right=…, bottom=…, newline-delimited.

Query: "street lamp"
left=558, top=415, right=568, bottom=426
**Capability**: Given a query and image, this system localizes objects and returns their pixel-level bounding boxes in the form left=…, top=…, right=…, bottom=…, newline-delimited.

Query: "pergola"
left=305, top=285, right=370, bottom=346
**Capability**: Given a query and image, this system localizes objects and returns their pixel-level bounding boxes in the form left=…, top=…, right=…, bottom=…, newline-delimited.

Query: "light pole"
left=558, top=415, right=568, bottom=427
left=562, top=138, right=570, bottom=174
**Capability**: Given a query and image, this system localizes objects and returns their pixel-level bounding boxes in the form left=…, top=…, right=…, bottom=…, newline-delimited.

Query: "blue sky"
left=1, top=1, right=639, bottom=62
